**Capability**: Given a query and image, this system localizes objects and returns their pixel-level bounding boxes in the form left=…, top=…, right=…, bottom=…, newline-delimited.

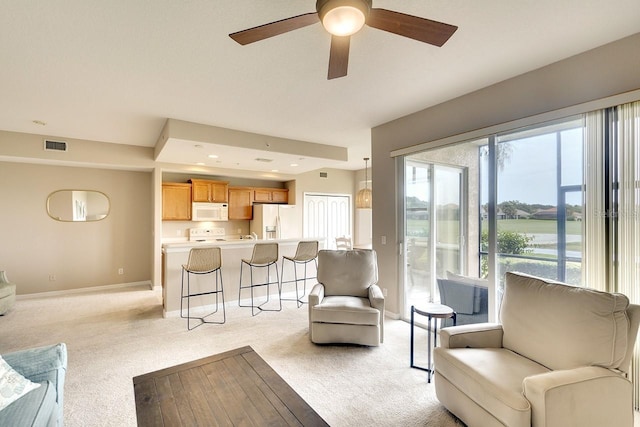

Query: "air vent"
left=320, top=172, right=328, bottom=178
left=44, top=140, right=68, bottom=152
left=254, top=158, right=273, bottom=163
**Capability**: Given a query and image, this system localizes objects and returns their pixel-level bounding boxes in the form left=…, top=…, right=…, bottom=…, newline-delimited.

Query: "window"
left=480, top=118, right=585, bottom=303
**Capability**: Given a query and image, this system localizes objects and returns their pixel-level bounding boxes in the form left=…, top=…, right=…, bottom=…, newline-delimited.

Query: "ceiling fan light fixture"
left=317, top=0, right=370, bottom=37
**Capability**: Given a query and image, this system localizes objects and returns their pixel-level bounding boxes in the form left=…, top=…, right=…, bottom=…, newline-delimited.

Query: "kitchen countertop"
left=162, top=238, right=321, bottom=252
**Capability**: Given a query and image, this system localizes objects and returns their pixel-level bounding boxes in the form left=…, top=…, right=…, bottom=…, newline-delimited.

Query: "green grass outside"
left=407, top=219, right=582, bottom=247
left=496, top=219, right=581, bottom=235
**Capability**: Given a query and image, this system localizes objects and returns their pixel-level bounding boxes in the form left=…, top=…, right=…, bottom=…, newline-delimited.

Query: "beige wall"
left=294, top=168, right=357, bottom=196
left=0, top=130, right=155, bottom=169
left=372, top=32, right=640, bottom=315
left=0, top=162, right=152, bottom=294
left=0, top=130, right=362, bottom=296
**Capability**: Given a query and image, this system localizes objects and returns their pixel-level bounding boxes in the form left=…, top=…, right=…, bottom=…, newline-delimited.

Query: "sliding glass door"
left=403, top=158, right=466, bottom=319
left=400, top=117, right=584, bottom=321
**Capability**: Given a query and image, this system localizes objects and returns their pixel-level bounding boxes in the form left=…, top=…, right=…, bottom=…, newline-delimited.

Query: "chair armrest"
left=523, top=366, right=633, bottom=427
left=369, top=284, right=384, bottom=310
left=309, top=283, right=324, bottom=307
left=308, top=284, right=325, bottom=340
left=369, top=284, right=385, bottom=343
left=439, top=323, right=503, bottom=349
left=3, top=343, right=67, bottom=384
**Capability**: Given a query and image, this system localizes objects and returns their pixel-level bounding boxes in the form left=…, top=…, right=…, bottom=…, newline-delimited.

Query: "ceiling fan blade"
left=367, top=8, right=457, bottom=47
left=229, top=12, right=319, bottom=45
left=328, top=35, right=350, bottom=80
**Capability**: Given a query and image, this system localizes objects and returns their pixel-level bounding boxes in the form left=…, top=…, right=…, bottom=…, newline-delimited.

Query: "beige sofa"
left=434, top=272, right=640, bottom=427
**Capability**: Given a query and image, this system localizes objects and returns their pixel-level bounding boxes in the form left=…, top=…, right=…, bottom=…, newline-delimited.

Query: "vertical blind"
left=615, top=101, right=640, bottom=408
left=582, top=110, right=607, bottom=292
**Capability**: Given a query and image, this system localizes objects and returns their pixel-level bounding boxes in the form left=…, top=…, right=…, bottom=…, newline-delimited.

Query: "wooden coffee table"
left=133, top=346, right=328, bottom=426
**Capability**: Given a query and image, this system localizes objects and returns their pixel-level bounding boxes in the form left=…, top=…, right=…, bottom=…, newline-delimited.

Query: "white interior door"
left=304, top=194, right=351, bottom=249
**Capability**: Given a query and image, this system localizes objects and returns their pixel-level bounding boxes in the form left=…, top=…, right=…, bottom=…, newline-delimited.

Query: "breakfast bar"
left=161, top=239, right=321, bottom=318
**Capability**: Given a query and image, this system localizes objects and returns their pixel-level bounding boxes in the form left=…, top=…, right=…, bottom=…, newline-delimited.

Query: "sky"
left=483, top=128, right=583, bottom=206
left=405, top=126, right=584, bottom=207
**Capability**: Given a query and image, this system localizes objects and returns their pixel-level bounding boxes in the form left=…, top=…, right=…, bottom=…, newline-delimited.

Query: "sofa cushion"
left=434, top=347, right=549, bottom=426
left=0, top=380, right=56, bottom=427
left=317, top=250, right=378, bottom=298
left=312, top=296, right=379, bottom=326
left=500, top=272, right=630, bottom=370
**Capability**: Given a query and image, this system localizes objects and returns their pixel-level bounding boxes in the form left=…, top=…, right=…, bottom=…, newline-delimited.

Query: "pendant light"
left=356, top=157, right=372, bottom=209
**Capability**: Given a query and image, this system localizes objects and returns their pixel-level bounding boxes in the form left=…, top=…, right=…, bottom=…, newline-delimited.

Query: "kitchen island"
left=161, top=239, right=323, bottom=318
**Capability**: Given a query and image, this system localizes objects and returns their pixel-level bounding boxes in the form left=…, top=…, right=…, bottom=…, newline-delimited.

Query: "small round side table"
left=410, top=303, right=456, bottom=383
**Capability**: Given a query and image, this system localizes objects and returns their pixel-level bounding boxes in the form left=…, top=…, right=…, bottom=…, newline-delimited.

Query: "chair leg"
left=281, top=259, right=315, bottom=308
left=255, top=263, right=281, bottom=313
left=198, top=270, right=225, bottom=326
left=281, top=259, right=302, bottom=308
left=239, top=262, right=281, bottom=316
left=182, top=269, right=226, bottom=330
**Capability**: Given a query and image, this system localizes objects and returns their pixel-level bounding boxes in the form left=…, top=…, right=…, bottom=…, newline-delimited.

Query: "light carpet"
left=0, top=285, right=463, bottom=427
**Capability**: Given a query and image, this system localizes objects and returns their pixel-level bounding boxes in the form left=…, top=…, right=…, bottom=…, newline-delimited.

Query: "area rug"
left=0, top=285, right=464, bottom=426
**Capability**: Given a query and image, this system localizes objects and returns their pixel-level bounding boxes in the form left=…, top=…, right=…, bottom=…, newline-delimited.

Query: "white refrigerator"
left=250, top=204, right=301, bottom=240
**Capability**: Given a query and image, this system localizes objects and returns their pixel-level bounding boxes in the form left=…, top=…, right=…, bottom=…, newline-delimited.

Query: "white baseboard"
left=384, top=310, right=400, bottom=320
left=17, top=280, right=154, bottom=300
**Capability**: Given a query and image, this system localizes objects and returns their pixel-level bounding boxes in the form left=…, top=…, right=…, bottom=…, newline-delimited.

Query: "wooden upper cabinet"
left=190, top=179, right=229, bottom=203
left=253, top=188, right=288, bottom=204
left=228, top=187, right=253, bottom=220
left=271, top=189, right=288, bottom=203
left=162, top=183, right=192, bottom=221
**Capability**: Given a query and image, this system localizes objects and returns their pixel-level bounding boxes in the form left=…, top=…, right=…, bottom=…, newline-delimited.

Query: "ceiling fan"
left=229, top=0, right=458, bottom=80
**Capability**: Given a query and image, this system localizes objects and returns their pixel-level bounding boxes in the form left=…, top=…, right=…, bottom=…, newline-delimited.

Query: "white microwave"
left=192, top=202, right=228, bottom=222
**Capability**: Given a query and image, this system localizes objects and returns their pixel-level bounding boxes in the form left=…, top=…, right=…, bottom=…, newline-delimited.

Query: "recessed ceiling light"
left=271, top=169, right=279, bottom=173
left=208, top=154, right=218, bottom=159
left=196, top=162, right=205, bottom=166
left=290, top=163, right=299, bottom=167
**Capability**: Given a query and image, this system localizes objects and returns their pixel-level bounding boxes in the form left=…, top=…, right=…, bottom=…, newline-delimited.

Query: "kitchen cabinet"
left=190, top=179, right=229, bottom=203
left=253, top=188, right=288, bottom=204
left=162, top=183, right=192, bottom=220
left=228, top=187, right=253, bottom=220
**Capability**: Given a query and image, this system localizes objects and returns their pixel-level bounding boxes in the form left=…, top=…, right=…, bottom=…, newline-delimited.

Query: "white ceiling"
left=1, top=0, right=639, bottom=175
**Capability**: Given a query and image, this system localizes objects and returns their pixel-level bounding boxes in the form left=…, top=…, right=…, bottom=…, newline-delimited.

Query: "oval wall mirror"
left=47, top=190, right=110, bottom=222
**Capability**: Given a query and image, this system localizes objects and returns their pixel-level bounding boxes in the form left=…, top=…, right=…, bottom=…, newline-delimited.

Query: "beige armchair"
left=308, top=249, right=384, bottom=346
left=434, top=272, right=640, bottom=427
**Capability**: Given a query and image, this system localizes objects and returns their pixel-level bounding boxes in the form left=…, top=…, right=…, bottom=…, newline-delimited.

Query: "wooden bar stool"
left=410, top=303, right=456, bottom=382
